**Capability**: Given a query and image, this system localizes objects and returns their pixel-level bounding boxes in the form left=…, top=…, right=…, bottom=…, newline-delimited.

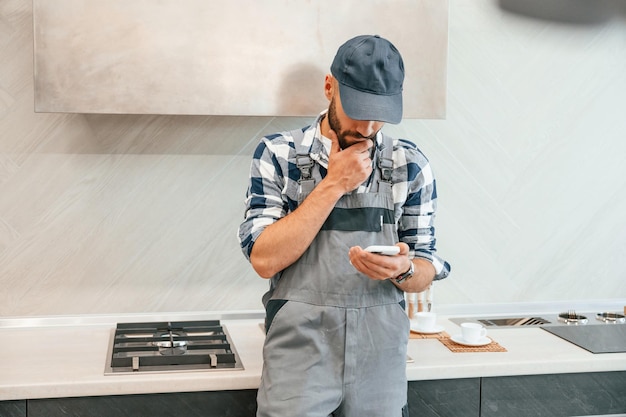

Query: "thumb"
left=397, top=242, right=410, bottom=256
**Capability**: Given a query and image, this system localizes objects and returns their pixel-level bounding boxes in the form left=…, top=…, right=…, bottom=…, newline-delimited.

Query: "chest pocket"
left=321, top=198, right=395, bottom=232
left=293, top=130, right=395, bottom=237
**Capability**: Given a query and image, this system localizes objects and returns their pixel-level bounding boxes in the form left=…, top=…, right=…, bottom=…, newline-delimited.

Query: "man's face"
left=327, top=89, right=384, bottom=150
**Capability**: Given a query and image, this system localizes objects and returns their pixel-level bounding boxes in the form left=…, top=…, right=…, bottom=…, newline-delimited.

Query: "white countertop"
left=1, top=304, right=626, bottom=401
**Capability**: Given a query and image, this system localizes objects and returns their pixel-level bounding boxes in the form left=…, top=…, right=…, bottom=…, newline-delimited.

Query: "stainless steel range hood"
left=33, top=0, right=449, bottom=117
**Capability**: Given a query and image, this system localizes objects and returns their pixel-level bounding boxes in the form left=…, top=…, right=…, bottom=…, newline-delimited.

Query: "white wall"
left=387, top=0, right=626, bottom=304
left=1, top=0, right=625, bottom=317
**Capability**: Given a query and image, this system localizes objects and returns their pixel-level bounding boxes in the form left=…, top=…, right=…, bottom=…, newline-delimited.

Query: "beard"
left=327, top=96, right=379, bottom=150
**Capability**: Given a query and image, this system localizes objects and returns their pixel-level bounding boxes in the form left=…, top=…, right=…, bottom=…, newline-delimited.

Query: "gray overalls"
left=257, top=128, right=410, bottom=417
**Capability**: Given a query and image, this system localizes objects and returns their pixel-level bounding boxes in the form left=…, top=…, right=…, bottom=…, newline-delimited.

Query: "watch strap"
left=394, top=260, right=414, bottom=284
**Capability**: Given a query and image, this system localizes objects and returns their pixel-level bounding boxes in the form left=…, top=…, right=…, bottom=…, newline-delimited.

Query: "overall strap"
left=295, top=129, right=394, bottom=199
left=292, top=128, right=315, bottom=202
left=376, top=133, right=394, bottom=194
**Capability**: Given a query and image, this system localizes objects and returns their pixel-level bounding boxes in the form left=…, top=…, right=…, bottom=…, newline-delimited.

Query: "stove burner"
left=153, top=338, right=188, bottom=355
left=596, top=312, right=626, bottom=324
left=558, top=311, right=588, bottom=325
left=105, top=320, right=244, bottom=374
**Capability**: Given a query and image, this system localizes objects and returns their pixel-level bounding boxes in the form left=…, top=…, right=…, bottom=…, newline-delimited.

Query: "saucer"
left=450, top=334, right=491, bottom=347
left=410, top=323, right=445, bottom=334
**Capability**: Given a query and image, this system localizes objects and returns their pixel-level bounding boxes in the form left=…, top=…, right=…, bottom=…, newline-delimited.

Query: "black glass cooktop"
left=541, top=324, right=626, bottom=354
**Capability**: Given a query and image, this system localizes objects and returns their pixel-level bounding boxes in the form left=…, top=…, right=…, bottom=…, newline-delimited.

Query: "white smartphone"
left=364, top=245, right=400, bottom=256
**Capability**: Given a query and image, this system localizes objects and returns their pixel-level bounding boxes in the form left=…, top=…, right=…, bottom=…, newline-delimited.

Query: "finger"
left=397, top=242, right=409, bottom=256
left=354, top=138, right=373, bottom=149
left=348, top=246, right=363, bottom=262
left=329, top=131, right=341, bottom=155
left=349, top=247, right=370, bottom=267
left=349, top=139, right=373, bottom=155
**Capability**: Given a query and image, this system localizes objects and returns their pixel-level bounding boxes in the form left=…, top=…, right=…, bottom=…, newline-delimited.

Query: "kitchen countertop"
left=1, top=302, right=626, bottom=401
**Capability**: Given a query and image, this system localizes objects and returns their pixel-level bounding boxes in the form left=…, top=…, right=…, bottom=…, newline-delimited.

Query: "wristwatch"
left=394, top=260, right=414, bottom=284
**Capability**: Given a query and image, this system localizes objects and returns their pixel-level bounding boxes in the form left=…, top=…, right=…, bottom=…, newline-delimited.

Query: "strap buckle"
left=378, top=155, right=393, bottom=183
left=296, top=154, right=314, bottom=181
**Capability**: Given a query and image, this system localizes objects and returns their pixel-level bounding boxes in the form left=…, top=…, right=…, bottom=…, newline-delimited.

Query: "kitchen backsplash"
left=1, top=0, right=625, bottom=316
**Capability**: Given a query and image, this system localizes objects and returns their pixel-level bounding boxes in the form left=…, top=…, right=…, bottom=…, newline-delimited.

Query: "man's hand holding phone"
left=349, top=243, right=409, bottom=281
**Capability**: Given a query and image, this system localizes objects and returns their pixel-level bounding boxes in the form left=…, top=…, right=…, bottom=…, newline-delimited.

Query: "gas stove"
left=450, top=310, right=625, bottom=328
left=104, top=320, right=244, bottom=374
left=541, top=311, right=626, bottom=354
left=449, top=310, right=626, bottom=354
left=555, top=311, right=626, bottom=325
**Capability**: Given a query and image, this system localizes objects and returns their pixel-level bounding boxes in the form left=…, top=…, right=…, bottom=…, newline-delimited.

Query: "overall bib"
left=257, top=131, right=410, bottom=417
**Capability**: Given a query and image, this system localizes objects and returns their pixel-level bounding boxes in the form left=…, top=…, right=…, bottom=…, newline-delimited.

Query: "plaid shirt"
left=238, top=112, right=450, bottom=280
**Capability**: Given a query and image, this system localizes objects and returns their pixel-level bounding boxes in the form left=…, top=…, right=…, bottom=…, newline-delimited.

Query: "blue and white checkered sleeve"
left=238, top=136, right=291, bottom=260
left=395, top=141, right=451, bottom=280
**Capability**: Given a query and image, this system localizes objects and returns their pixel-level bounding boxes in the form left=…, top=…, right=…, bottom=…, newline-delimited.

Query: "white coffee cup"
left=460, top=322, right=487, bottom=343
left=415, top=312, right=437, bottom=330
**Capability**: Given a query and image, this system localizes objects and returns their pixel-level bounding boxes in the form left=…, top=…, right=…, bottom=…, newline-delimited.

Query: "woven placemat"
left=409, top=331, right=449, bottom=340
left=439, top=336, right=507, bottom=352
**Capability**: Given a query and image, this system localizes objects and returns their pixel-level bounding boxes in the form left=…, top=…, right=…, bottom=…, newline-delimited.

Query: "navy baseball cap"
left=330, top=35, right=405, bottom=124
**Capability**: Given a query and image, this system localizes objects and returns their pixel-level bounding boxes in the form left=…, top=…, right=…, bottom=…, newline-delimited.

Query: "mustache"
left=351, top=132, right=377, bottom=141
left=341, top=129, right=379, bottom=142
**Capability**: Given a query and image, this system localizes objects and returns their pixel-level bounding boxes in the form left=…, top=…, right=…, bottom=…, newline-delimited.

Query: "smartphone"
left=364, top=245, right=400, bottom=256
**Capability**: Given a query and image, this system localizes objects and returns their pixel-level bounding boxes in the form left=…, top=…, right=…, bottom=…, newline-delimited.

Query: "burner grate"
left=596, top=312, right=626, bottom=324
left=557, top=311, right=588, bottom=324
left=105, top=320, right=244, bottom=374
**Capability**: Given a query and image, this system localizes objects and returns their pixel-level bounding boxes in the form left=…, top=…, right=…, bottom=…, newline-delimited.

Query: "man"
left=238, top=34, right=450, bottom=417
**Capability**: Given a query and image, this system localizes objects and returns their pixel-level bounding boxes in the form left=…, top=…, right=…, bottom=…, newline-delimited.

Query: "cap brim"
left=338, top=83, right=403, bottom=124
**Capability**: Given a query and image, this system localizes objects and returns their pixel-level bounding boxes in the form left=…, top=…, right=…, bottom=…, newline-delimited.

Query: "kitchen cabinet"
left=408, top=378, right=480, bottom=416
left=22, top=383, right=479, bottom=417
left=481, top=371, right=626, bottom=417
left=408, top=371, right=626, bottom=417
left=4, top=380, right=481, bottom=417
left=6, top=371, right=626, bottom=416
left=0, top=400, right=26, bottom=417
left=27, top=390, right=257, bottom=417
